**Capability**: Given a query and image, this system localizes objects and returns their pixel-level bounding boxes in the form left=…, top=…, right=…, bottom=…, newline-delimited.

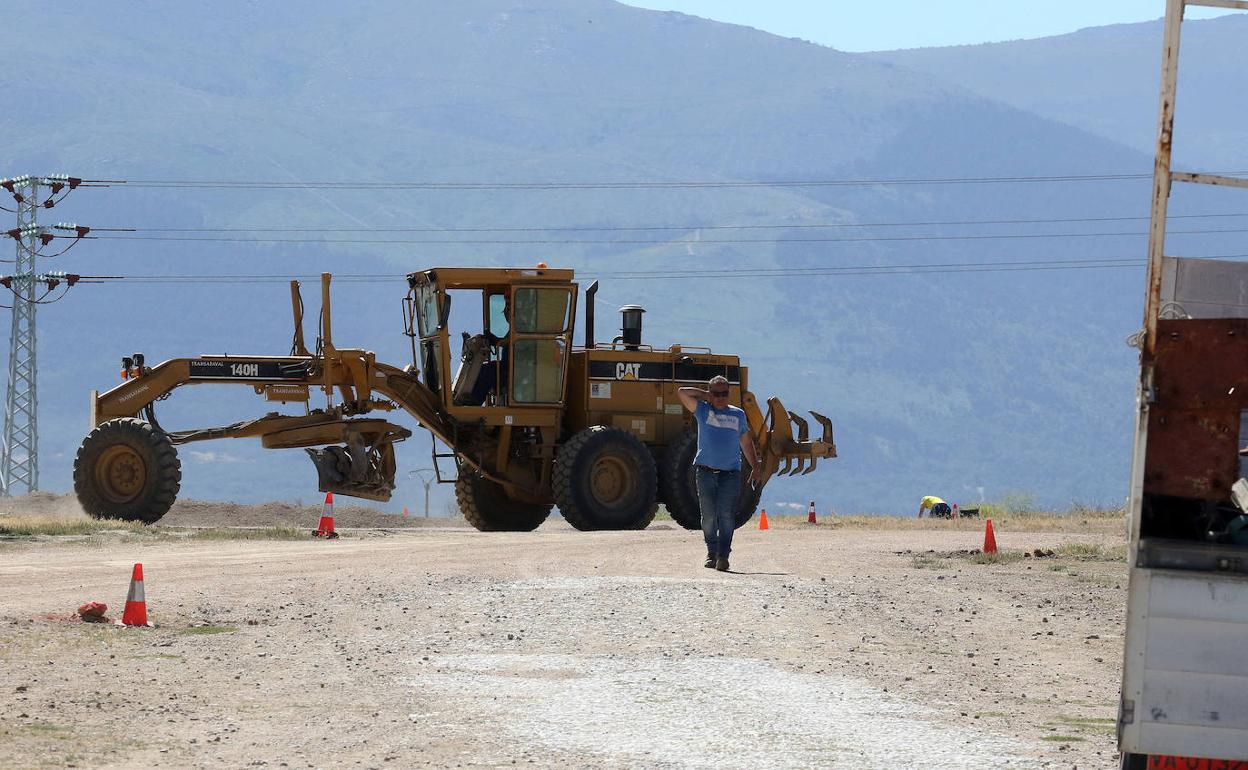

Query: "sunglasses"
left=710, top=390, right=730, bottom=397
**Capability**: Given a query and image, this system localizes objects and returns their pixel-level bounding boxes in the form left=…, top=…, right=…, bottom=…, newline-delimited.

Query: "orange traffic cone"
left=758, top=508, right=769, bottom=530
left=983, top=518, right=998, bottom=554
left=313, top=492, right=339, bottom=539
left=119, top=563, right=152, bottom=627
left=807, top=500, right=817, bottom=524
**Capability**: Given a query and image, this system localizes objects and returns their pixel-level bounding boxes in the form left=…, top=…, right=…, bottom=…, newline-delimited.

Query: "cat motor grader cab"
left=74, top=267, right=836, bottom=531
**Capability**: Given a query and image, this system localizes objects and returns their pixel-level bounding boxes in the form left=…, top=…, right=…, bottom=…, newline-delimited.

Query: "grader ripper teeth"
left=73, top=269, right=838, bottom=532
left=741, top=393, right=837, bottom=483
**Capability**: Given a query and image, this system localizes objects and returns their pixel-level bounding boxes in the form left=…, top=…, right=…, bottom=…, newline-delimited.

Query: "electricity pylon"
left=0, top=174, right=88, bottom=495
left=2, top=176, right=41, bottom=494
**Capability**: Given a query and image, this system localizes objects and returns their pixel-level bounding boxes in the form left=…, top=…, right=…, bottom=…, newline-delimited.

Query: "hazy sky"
left=621, top=1, right=1239, bottom=51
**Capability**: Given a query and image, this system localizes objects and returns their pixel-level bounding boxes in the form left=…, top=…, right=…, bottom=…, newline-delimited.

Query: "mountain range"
left=5, top=1, right=1243, bottom=516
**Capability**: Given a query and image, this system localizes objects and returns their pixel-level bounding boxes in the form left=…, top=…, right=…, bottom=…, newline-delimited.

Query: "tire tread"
left=553, top=426, right=658, bottom=531
left=73, top=418, right=181, bottom=524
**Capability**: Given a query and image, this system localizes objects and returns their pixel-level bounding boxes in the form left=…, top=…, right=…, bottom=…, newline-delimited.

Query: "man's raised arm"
left=677, top=386, right=707, bottom=413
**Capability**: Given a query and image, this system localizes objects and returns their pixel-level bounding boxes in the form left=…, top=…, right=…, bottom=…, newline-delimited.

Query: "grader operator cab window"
left=413, top=282, right=441, bottom=338
left=488, top=294, right=509, bottom=338
left=512, top=339, right=565, bottom=403
left=513, top=288, right=570, bottom=333
left=510, top=288, right=571, bottom=404
left=412, top=281, right=445, bottom=394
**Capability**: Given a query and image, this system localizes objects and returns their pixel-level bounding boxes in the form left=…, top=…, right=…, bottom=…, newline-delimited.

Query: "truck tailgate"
left=1121, top=568, right=1248, bottom=760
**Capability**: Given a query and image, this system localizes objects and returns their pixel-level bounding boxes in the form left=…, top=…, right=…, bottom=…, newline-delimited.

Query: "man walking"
left=678, top=376, right=761, bottom=572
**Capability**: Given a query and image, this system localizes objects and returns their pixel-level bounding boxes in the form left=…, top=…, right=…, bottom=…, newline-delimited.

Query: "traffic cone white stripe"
left=126, top=579, right=145, bottom=603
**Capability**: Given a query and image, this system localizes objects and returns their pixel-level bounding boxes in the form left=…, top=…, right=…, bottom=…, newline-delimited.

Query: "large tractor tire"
left=73, top=418, right=181, bottom=524
left=553, top=426, right=658, bottom=531
left=455, top=471, right=552, bottom=532
left=659, top=429, right=760, bottom=531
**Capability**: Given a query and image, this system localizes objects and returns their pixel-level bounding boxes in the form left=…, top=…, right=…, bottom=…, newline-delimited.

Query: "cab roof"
left=408, top=267, right=576, bottom=289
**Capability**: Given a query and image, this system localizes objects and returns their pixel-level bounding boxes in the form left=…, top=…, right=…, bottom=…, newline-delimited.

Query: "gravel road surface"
left=0, top=517, right=1125, bottom=769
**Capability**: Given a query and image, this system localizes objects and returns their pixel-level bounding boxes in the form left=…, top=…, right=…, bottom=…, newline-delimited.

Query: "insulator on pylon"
left=52, top=222, right=88, bottom=238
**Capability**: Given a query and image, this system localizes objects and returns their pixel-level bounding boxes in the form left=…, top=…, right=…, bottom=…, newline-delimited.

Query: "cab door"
left=508, top=285, right=577, bottom=407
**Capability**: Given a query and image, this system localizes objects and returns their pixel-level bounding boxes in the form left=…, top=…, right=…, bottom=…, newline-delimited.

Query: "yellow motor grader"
left=74, top=267, right=836, bottom=531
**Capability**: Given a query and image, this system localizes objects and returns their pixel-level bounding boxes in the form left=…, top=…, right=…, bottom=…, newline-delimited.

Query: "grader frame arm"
left=87, top=274, right=480, bottom=503
left=90, top=353, right=468, bottom=502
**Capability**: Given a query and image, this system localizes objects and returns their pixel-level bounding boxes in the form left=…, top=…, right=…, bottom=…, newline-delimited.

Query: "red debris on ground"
left=76, top=601, right=109, bottom=623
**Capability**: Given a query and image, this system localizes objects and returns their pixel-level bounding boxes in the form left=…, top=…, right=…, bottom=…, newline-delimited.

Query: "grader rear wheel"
left=659, top=429, right=760, bottom=531
left=553, top=426, right=658, bottom=531
left=455, top=471, right=552, bottom=532
left=73, top=418, right=181, bottom=524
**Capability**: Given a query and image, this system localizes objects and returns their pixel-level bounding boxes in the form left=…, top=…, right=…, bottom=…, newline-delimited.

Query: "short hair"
left=708, top=375, right=729, bottom=387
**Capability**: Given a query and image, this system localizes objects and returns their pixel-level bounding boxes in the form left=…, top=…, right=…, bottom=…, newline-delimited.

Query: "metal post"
left=1, top=178, right=40, bottom=495
left=1142, top=0, right=1185, bottom=359
left=408, top=468, right=435, bottom=518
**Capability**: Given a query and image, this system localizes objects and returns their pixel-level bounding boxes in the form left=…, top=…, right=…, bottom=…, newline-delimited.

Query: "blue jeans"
left=696, top=467, right=741, bottom=558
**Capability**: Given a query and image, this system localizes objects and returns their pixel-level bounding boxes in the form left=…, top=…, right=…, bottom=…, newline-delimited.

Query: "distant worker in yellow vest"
left=918, top=495, right=952, bottom=519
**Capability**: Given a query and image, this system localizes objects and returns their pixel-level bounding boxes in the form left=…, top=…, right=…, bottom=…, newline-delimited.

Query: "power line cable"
left=76, top=264, right=1141, bottom=284
left=117, top=211, right=1248, bottom=234
left=87, top=252, right=1248, bottom=285
left=84, top=226, right=1248, bottom=246
left=107, top=170, right=1248, bottom=190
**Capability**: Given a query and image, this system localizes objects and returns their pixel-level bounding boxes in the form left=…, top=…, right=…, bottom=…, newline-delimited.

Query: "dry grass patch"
left=1041, top=734, right=1087, bottom=742
left=1054, top=542, right=1127, bottom=561
left=966, top=550, right=1026, bottom=565
left=0, top=516, right=149, bottom=538
left=185, top=526, right=306, bottom=541
left=1055, top=715, right=1117, bottom=733
left=0, top=518, right=312, bottom=543
left=910, top=553, right=950, bottom=570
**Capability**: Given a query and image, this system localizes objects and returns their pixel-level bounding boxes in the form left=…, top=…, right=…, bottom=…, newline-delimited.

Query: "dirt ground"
left=0, top=500, right=1127, bottom=769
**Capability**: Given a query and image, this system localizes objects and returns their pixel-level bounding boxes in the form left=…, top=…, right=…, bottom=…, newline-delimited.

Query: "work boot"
left=715, top=557, right=729, bottom=572
left=704, top=553, right=715, bottom=569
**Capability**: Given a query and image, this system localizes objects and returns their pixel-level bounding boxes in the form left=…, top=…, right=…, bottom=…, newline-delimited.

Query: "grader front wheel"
left=553, top=426, right=658, bottom=531
left=73, top=418, right=182, bottom=524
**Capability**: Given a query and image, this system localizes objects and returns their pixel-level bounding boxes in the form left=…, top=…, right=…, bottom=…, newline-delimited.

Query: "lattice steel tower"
left=0, top=174, right=93, bottom=496
left=2, top=175, right=41, bottom=494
